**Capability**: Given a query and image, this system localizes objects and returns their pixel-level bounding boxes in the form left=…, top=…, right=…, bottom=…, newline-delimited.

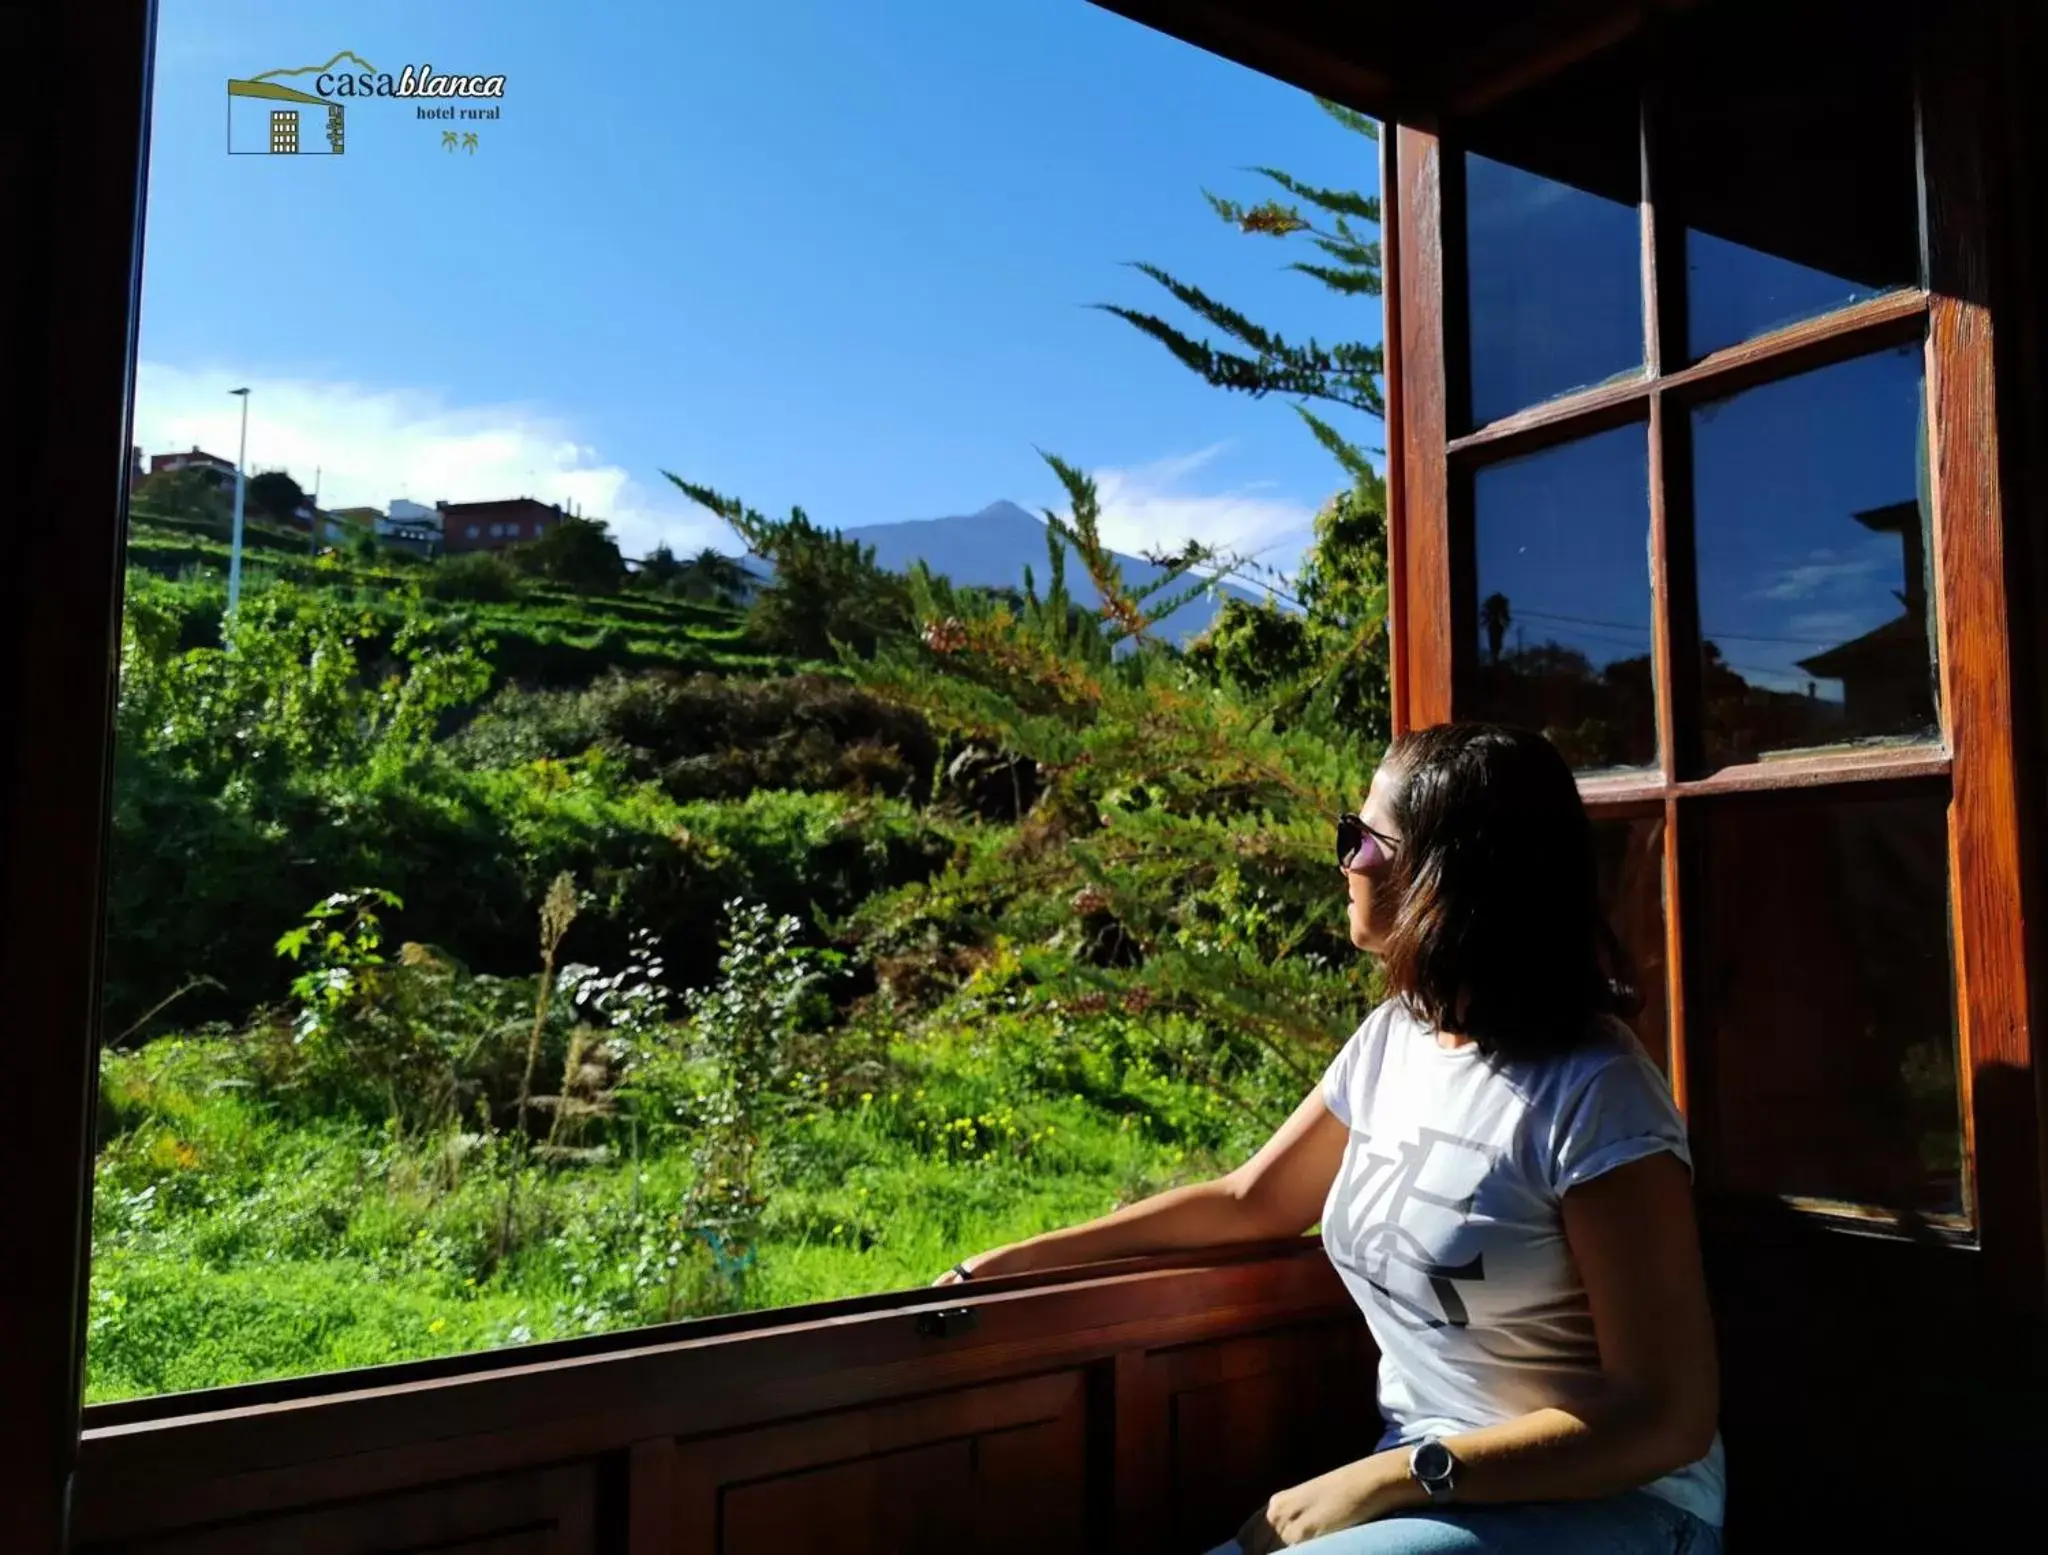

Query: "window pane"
left=1592, top=813, right=1668, bottom=1074
left=1690, top=346, right=1935, bottom=768
left=1464, top=151, right=1644, bottom=426
left=1466, top=425, right=1656, bottom=772
left=1694, top=787, right=1961, bottom=1217
left=1669, top=3, right=1919, bottom=359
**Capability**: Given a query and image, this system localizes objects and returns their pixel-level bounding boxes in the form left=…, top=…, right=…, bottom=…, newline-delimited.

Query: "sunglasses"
left=1336, top=813, right=1400, bottom=873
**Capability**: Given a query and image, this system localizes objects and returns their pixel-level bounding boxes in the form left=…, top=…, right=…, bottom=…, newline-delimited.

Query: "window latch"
left=915, top=1305, right=979, bottom=1339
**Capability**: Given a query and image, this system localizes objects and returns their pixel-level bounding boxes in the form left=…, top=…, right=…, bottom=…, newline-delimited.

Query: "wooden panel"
left=1381, top=121, right=1410, bottom=736
left=76, top=1245, right=1354, bottom=1550
left=0, top=3, right=154, bottom=1553
left=1115, top=1319, right=1380, bottom=1555
left=1921, top=0, right=2046, bottom=1311
left=1395, top=124, right=1452, bottom=729
left=80, top=1463, right=598, bottom=1555
left=650, top=1372, right=1087, bottom=1555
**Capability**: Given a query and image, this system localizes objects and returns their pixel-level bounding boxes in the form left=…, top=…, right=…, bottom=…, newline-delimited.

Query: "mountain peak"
left=971, top=499, right=1040, bottom=526
left=839, top=501, right=1265, bottom=647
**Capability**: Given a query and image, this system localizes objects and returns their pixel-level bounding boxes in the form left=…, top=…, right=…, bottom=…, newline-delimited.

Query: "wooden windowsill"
left=71, top=1238, right=1352, bottom=1545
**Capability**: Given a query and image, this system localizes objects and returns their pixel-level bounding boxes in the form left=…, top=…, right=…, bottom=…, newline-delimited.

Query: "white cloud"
left=131, top=363, right=735, bottom=559
left=1786, top=609, right=1879, bottom=643
left=1087, top=444, right=1317, bottom=581
left=1751, top=541, right=1894, bottom=603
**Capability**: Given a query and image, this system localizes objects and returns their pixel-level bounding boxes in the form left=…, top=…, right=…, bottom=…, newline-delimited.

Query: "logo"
left=1330, top=1127, right=1494, bottom=1331
left=227, top=50, right=507, bottom=157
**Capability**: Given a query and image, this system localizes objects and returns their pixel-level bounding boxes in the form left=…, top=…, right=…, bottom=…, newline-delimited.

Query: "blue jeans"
left=1203, top=1490, right=1722, bottom=1554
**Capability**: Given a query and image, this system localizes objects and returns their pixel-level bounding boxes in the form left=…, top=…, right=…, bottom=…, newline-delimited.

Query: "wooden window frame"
left=1383, top=10, right=2044, bottom=1307
left=9, top=2, right=2046, bottom=1549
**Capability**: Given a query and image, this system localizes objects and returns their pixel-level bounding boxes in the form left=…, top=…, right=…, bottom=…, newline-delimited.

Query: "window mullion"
left=1392, top=122, right=1455, bottom=731
left=1662, top=795, right=1692, bottom=1120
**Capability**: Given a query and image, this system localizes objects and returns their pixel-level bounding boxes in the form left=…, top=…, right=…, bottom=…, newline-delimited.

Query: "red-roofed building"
left=438, top=497, right=567, bottom=554
left=147, top=446, right=237, bottom=492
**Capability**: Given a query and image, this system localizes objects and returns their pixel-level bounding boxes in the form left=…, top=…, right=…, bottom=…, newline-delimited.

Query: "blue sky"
left=136, top=0, right=1385, bottom=575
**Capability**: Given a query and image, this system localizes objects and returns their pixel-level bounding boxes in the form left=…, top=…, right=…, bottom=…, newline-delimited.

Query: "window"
left=93, top=0, right=1384, bottom=1405
left=1390, top=0, right=2033, bottom=1245
left=268, top=110, right=298, bottom=156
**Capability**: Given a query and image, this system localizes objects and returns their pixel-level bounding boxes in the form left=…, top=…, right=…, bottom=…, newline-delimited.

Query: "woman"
left=938, top=724, right=1725, bottom=1552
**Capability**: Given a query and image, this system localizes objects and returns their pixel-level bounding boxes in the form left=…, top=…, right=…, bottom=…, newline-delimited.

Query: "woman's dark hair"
left=1377, top=722, right=1638, bottom=1063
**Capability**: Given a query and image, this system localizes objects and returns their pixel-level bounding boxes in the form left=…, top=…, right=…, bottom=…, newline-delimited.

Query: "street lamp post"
left=227, top=387, right=251, bottom=614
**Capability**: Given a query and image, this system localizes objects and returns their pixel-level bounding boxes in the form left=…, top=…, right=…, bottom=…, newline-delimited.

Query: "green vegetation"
left=93, top=458, right=1385, bottom=1403
left=93, top=101, right=1394, bottom=1405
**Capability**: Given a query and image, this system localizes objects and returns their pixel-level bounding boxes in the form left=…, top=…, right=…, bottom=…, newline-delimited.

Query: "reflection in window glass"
left=1695, top=788, right=1961, bottom=1217
left=1669, top=1, right=1919, bottom=359
left=1464, top=153, right=1642, bottom=426
left=1466, top=425, right=1655, bottom=772
left=1592, top=814, right=1668, bottom=1074
left=1689, top=347, right=1935, bottom=768
left=94, top=5, right=1388, bottom=1401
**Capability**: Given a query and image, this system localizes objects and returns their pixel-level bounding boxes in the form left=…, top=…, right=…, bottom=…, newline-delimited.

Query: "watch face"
left=1414, top=1441, right=1453, bottom=1483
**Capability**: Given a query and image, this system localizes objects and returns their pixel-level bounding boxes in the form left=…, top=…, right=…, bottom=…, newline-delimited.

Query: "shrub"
left=509, top=517, right=627, bottom=594
left=449, top=671, right=938, bottom=801
left=425, top=551, right=522, bottom=603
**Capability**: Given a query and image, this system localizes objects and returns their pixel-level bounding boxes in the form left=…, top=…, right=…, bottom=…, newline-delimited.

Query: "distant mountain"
left=840, top=500, right=1263, bottom=646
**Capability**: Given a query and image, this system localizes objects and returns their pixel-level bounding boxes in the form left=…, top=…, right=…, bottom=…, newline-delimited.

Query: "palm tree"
left=676, top=547, right=753, bottom=603
left=1481, top=592, right=1512, bottom=665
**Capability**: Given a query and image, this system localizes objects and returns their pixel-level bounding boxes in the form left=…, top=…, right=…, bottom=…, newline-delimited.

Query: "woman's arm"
left=1240, top=1150, right=1719, bottom=1550
left=939, top=1084, right=1349, bottom=1281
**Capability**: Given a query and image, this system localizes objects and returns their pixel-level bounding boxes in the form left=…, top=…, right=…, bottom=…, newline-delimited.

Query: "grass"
left=85, top=1021, right=1238, bottom=1404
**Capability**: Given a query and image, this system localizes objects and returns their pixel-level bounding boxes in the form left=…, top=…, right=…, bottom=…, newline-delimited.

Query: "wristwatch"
left=1409, top=1437, right=1458, bottom=1500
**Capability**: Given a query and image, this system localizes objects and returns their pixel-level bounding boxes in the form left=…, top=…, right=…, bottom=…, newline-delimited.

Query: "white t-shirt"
left=1319, top=999, right=1726, bottom=1528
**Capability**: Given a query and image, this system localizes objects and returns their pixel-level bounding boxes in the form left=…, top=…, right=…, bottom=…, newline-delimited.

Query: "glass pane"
left=1466, top=425, right=1656, bottom=772
left=1592, top=814, right=1668, bottom=1074
left=1669, top=3, right=1919, bottom=359
left=1465, top=151, right=1644, bottom=426
left=1694, top=788, right=1961, bottom=1217
left=1690, top=346, right=1936, bottom=769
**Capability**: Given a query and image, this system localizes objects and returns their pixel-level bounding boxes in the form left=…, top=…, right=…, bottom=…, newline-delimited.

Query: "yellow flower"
left=428, top=1318, right=446, bottom=1335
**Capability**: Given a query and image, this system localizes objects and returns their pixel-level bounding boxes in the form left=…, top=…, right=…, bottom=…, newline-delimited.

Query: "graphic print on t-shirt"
left=1331, top=1125, right=1498, bottom=1331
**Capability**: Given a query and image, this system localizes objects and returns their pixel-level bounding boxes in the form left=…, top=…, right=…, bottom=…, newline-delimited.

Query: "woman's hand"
left=930, top=1253, right=989, bottom=1286
left=1233, top=1451, right=1417, bottom=1552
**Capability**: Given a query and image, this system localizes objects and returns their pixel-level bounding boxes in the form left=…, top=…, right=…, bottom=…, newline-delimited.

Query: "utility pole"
left=309, top=463, right=322, bottom=554
left=227, top=387, right=251, bottom=614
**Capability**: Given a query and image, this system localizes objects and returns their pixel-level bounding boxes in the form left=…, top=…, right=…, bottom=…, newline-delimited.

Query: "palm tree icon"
left=462, top=132, right=479, bottom=154
left=441, top=130, right=457, bottom=151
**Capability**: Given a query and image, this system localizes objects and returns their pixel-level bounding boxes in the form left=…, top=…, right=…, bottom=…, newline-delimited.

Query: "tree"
left=1105, top=100, right=1391, bottom=744
left=664, top=481, right=912, bottom=660
left=132, top=467, right=229, bottom=525
left=1482, top=593, right=1513, bottom=666
left=1188, top=472, right=1388, bottom=734
left=635, top=543, right=685, bottom=591
left=248, top=470, right=308, bottom=526
left=512, top=516, right=627, bottom=594
left=676, top=548, right=755, bottom=604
